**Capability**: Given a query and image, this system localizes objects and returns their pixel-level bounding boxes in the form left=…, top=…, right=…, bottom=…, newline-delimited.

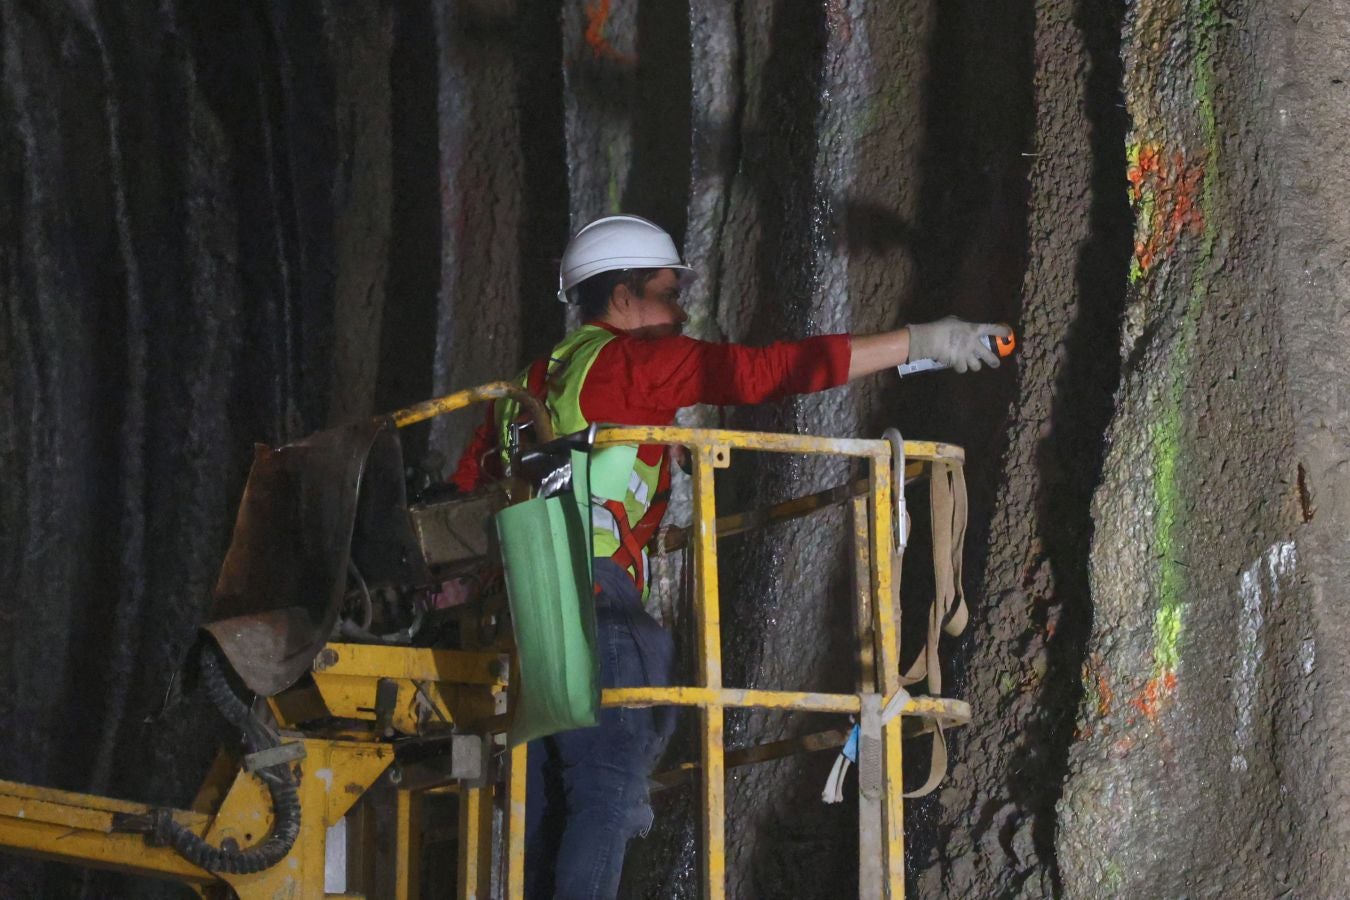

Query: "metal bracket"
left=386, top=734, right=486, bottom=791
left=374, top=678, right=400, bottom=737
left=243, top=741, right=307, bottom=773
left=858, top=693, right=883, bottom=801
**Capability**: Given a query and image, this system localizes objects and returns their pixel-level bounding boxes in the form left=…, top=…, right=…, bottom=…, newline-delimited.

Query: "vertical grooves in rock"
left=6, top=2, right=1348, bottom=897
left=917, top=0, right=1131, bottom=896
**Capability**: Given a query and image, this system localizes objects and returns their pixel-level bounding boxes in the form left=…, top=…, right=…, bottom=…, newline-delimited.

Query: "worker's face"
left=622, top=268, right=687, bottom=338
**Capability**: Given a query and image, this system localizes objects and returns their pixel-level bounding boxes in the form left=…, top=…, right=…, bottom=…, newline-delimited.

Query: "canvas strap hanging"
left=899, top=459, right=968, bottom=694
left=896, top=456, right=967, bottom=797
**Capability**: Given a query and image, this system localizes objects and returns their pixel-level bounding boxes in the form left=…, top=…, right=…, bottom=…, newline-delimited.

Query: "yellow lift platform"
left=0, top=383, right=970, bottom=898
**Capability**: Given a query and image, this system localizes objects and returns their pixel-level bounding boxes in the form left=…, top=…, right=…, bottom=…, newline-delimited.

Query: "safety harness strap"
left=604, top=453, right=673, bottom=593
left=520, top=348, right=672, bottom=593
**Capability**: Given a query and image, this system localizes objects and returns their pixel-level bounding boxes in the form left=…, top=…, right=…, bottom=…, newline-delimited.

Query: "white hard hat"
left=557, top=214, right=694, bottom=303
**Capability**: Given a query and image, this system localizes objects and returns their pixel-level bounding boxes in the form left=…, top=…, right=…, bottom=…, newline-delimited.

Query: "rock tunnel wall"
left=1057, top=1, right=1350, bottom=897
left=2, top=1, right=1347, bottom=898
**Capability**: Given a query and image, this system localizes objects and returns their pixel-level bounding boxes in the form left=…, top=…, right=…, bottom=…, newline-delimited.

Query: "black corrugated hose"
left=150, top=641, right=302, bottom=874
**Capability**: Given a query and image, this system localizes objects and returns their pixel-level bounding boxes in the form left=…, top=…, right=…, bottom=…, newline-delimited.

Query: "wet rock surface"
left=2, top=1, right=1348, bottom=898
left=1055, top=1, right=1350, bottom=897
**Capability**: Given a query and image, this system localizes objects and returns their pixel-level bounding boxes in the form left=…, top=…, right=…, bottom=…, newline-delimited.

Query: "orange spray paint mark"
left=1128, top=671, right=1179, bottom=721
left=1127, top=141, right=1206, bottom=280
left=583, top=0, right=635, bottom=64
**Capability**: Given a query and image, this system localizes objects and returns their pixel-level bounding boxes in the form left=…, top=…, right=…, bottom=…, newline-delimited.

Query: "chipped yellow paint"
left=595, top=424, right=964, bottom=465
left=0, top=780, right=213, bottom=884
left=219, top=738, right=393, bottom=899
left=853, top=493, right=877, bottom=690
left=692, top=444, right=727, bottom=900
left=389, top=381, right=553, bottom=441
left=0, top=401, right=974, bottom=900
left=314, top=643, right=509, bottom=685
left=506, top=743, right=528, bottom=899
left=584, top=426, right=972, bottom=899
left=600, top=687, right=970, bottom=728
left=0, top=738, right=391, bottom=897
left=869, top=454, right=907, bottom=895
left=457, top=781, right=494, bottom=899
left=310, top=644, right=507, bottom=734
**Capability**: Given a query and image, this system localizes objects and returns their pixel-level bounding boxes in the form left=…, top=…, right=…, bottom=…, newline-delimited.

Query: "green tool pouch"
left=496, top=449, right=600, bottom=746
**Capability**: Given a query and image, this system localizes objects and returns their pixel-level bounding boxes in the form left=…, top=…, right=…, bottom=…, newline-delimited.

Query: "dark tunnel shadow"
left=728, top=5, right=893, bottom=898
left=514, top=0, right=569, bottom=362
left=884, top=0, right=1036, bottom=895
left=1017, top=0, right=1131, bottom=894
left=738, top=4, right=828, bottom=357
left=840, top=199, right=922, bottom=255
left=704, top=1, right=843, bottom=895
left=376, top=0, right=440, bottom=446
left=621, top=0, right=692, bottom=250
left=722, top=0, right=829, bottom=689
left=956, top=1, right=1131, bottom=897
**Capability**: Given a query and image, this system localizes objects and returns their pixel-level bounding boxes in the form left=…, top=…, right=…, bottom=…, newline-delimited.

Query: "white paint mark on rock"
left=1300, top=638, right=1316, bottom=675
left=1267, top=539, right=1298, bottom=591
left=1232, top=540, right=1297, bottom=773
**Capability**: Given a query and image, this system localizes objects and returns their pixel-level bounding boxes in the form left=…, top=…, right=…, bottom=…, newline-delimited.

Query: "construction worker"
left=451, top=215, right=1008, bottom=899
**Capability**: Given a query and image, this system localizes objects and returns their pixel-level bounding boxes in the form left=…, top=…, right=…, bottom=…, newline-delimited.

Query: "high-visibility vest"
left=497, top=324, right=671, bottom=594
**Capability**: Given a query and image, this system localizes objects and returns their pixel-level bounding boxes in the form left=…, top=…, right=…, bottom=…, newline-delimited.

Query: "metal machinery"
left=0, top=383, right=971, bottom=898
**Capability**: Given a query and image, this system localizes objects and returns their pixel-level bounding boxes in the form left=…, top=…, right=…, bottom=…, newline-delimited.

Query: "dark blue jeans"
left=525, top=559, right=676, bottom=899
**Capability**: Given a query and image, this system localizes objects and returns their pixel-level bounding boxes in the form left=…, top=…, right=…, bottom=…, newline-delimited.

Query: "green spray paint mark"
left=1126, top=143, right=1147, bottom=283
left=1129, top=258, right=1146, bottom=284
left=1102, top=859, right=1126, bottom=893
left=1127, top=144, right=1158, bottom=283
left=1145, top=0, right=1224, bottom=679
left=1151, top=396, right=1185, bottom=675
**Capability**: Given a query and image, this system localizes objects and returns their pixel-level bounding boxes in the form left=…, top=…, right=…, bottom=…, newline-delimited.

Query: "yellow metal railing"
left=498, top=424, right=969, bottom=900
left=0, top=393, right=989, bottom=898
left=385, top=391, right=971, bottom=899
left=390, top=380, right=554, bottom=442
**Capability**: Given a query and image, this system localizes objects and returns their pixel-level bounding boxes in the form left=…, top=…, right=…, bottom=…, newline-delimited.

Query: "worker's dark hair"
left=573, top=268, right=663, bottom=322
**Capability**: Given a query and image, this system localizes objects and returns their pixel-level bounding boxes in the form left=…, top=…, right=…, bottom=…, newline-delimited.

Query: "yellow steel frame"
left=389, top=391, right=974, bottom=897
left=305, top=642, right=509, bottom=735
left=0, top=737, right=393, bottom=898
left=0, top=387, right=970, bottom=899
left=545, top=423, right=971, bottom=900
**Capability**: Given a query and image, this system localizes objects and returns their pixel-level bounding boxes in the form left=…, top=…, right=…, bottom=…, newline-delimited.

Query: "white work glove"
left=906, top=317, right=1011, bottom=373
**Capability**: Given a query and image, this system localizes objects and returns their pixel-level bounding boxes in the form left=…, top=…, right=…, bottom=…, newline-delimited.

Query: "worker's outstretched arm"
left=847, top=317, right=1011, bottom=381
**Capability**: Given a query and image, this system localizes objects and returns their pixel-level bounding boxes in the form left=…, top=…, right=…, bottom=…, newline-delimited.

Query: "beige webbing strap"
left=895, top=459, right=967, bottom=798
left=936, top=460, right=969, bottom=639
left=902, top=725, right=949, bottom=798
left=900, top=460, right=969, bottom=694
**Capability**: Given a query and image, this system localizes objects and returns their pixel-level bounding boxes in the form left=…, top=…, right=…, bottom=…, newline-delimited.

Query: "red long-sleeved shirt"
left=449, top=324, right=853, bottom=491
